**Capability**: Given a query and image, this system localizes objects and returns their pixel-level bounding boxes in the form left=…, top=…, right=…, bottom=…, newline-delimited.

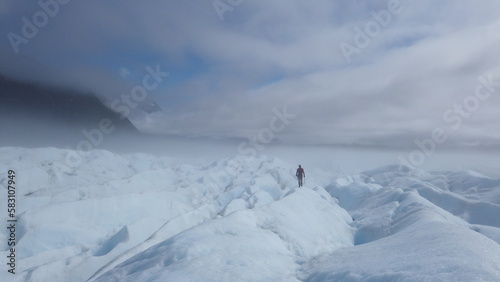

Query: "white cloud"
left=2, top=0, right=500, bottom=147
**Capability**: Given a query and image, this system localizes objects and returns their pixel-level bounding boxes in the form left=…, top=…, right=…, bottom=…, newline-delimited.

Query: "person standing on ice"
left=296, top=165, right=305, bottom=187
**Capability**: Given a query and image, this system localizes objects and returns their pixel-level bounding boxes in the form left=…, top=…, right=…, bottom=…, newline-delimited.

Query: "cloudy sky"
left=2, top=0, right=500, bottom=148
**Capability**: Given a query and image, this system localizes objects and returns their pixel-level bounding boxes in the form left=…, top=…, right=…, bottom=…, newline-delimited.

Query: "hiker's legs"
left=298, top=177, right=303, bottom=187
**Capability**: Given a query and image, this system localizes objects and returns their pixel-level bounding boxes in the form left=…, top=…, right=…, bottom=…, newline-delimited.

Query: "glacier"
left=0, top=147, right=499, bottom=281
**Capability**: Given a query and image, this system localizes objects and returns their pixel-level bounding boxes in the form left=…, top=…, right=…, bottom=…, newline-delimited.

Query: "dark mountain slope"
left=0, top=75, right=138, bottom=148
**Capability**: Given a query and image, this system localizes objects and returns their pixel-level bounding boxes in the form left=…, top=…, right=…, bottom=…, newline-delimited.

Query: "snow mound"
left=95, top=189, right=353, bottom=282
left=314, top=165, right=500, bottom=281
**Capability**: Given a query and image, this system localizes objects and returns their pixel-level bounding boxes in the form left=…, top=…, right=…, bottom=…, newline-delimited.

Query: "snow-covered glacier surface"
left=0, top=147, right=499, bottom=281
